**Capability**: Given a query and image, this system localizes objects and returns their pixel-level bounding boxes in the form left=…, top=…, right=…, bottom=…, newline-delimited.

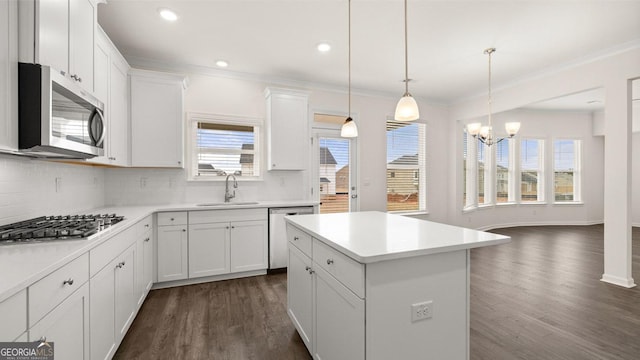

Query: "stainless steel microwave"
left=18, top=63, right=105, bottom=158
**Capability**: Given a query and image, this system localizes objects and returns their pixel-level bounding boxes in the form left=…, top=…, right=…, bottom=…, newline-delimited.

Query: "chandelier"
left=466, top=48, right=520, bottom=146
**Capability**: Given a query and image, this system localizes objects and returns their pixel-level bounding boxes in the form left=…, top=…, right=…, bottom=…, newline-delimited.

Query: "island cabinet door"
left=287, top=245, right=314, bottom=352
left=314, top=266, right=364, bottom=360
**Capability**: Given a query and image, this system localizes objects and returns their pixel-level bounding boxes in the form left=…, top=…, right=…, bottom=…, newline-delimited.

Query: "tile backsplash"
left=0, top=154, right=105, bottom=225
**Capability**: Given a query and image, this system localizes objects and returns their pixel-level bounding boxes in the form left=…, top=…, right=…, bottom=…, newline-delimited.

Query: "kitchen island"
left=284, top=211, right=510, bottom=360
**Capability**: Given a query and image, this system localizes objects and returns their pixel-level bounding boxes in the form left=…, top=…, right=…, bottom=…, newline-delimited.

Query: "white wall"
left=105, top=69, right=451, bottom=217
left=634, top=132, right=640, bottom=226
left=0, top=154, right=105, bottom=225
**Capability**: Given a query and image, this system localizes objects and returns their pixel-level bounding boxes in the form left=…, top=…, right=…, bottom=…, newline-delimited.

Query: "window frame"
left=187, top=112, right=264, bottom=182
left=552, top=138, right=582, bottom=203
left=385, top=119, right=427, bottom=214
left=520, top=137, right=546, bottom=204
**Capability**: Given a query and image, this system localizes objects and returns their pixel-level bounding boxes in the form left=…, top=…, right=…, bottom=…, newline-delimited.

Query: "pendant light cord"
left=348, top=0, right=351, bottom=117
left=487, top=48, right=493, bottom=128
left=404, top=0, right=409, bottom=95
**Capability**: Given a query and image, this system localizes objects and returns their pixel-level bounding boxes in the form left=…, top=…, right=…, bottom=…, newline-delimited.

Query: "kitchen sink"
left=196, top=201, right=260, bottom=207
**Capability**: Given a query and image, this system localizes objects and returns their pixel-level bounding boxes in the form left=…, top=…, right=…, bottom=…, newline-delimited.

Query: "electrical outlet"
left=411, top=301, right=433, bottom=322
left=140, top=177, right=148, bottom=188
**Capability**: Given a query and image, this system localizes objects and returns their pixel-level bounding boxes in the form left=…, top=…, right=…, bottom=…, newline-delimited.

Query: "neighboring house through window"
left=386, top=120, right=426, bottom=212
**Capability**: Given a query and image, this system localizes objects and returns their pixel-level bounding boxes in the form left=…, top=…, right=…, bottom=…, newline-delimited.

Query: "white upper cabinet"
left=88, top=27, right=130, bottom=166
left=130, top=69, right=186, bottom=168
left=18, top=0, right=96, bottom=93
left=0, top=0, right=18, bottom=151
left=264, top=87, right=309, bottom=170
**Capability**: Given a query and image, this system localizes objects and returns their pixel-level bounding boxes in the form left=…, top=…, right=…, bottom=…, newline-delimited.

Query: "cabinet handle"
left=326, top=259, right=334, bottom=265
left=293, top=236, right=299, bottom=241
left=305, top=266, right=311, bottom=271
left=145, top=224, right=150, bottom=228
left=308, top=269, right=315, bottom=275
left=62, top=278, right=74, bottom=286
left=116, top=261, right=125, bottom=269
left=178, top=161, right=181, bottom=165
left=182, top=229, right=186, bottom=232
left=272, top=164, right=276, bottom=168
left=226, top=226, right=230, bottom=229
left=170, top=218, right=175, bottom=221
left=231, top=226, right=235, bottom=229
left=144, top=237, right=150, bottom=242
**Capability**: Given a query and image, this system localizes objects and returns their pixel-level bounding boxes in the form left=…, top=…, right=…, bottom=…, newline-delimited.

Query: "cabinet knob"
left=326, top=259, right=334, bottom=265
left=145, top=224, right=150, bottom=228
left=63, top=278, right=74, bottom=286
left=305, top=266, right=311, bottom=271
left=293, top=236, right=299, bottom=241
left=308, top=269, right=315, bottom=275
left=226, top=226, right=230, bottom=229
left=170, top=218, right=175, bottom=221
left=144, top=237, right=150, bottom=242
left=231, top=226, right=235, bottom=229
left=178, top=161, right=181, bottom=165
left=182, top=229, right=186, bottom=232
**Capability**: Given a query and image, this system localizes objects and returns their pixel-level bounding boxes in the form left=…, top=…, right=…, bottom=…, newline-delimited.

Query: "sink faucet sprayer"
left=225, top=173, right=238, bottom=202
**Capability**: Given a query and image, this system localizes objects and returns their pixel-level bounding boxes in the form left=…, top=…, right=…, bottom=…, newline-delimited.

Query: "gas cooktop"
left=0, top=214, right=125, bottom=245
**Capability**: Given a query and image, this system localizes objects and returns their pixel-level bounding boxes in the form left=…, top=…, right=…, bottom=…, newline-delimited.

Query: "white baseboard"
left=151, top=269, right=267, bottom=290
left=601, top=274, right=637, bottom=288
left=477, top=220, right=604, bottom=232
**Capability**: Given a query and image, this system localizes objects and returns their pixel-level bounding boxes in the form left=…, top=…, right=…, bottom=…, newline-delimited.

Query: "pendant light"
left=467, top=48, right=520, bottom=146
left=394, top=0, right=419, bottom=121
left=341, top=0, right=358, bottom=138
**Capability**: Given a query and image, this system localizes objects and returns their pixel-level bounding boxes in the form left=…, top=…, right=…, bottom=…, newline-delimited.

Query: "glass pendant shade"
left=505, top=122, right=521, bottom=136
left=394, top=94, right=420, bottom=121
left=479, top=126, right=492, bottom=138
left=466, top=122, right=482, bottom=136
left=341, top=117, right=358, bottom=137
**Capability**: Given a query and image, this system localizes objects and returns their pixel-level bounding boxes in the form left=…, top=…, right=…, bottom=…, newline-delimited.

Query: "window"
left=477, top=140, right=490, bottom=205
left=386, top=120, right=426, bottom=212
left=189, top=114, right=261, bottom=180
left=521, top=139, right=544, bottom=202
left=462, top=129, right=473, bottom=208
left=495, top=139, right=513, bottom=203
left=554, top=139, right=581, bottom=202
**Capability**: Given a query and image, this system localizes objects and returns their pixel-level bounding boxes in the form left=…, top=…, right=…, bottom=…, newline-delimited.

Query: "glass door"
left=312, top=130, right=358, bottom=214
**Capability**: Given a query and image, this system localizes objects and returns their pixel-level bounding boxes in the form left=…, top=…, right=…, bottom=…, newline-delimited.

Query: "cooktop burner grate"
left=0, top=214, right=125, bottom=245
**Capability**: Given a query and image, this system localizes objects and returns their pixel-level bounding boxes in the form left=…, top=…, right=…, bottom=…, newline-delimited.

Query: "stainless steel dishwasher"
left=269, top=206, right=315, bottom=269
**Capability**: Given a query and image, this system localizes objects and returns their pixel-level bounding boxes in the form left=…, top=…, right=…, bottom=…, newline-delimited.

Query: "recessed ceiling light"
left=215, top=60, right=229, bottom=68
left=158, top=8, right=178, bottom=22
left=317, top=43, right=331, bottom=52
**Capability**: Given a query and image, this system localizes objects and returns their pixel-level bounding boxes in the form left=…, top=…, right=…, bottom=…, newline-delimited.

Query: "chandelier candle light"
left=341, top=0, right=358, bottom=137
left=394, top=0, right=420, bottom=121
left=467, top=48, right=520, bottom=146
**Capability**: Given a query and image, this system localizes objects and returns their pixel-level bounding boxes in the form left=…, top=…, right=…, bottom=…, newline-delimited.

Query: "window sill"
left=496, top=202, right=517, bottom=206
left=519, top=202, right=547, bottom=206
left=553, top=201, right=584, bottom=206
left=390, top=210, right=429, bottom=217
left=188, top=176, right=264, bottom=182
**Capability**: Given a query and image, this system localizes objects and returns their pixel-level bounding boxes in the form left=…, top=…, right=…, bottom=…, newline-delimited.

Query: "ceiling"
left=98, top=0, right=640, bottom=107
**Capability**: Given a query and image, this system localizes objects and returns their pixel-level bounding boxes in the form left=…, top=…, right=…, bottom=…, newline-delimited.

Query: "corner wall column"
left=601, top=79, right=635, bottom=288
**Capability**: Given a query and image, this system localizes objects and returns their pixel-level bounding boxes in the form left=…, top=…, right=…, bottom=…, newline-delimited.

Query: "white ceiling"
left=98, top=0, right=640, bottom=106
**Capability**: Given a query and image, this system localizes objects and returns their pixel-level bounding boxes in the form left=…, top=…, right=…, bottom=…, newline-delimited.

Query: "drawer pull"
left=144, top=237, right=151, bottom=242
left=308, top=269, right=315, bottom=275
left=170, top=218, right=175, bottom=221
left=326, top=259, right=334, bottom=265
left=182, top=229, right=186, bottom=232
left=62, top=278, right=74, bottom=286
left=293, top=236, right=299, bottom=241
left=305, top=266, right=311, bottom=271
left=145, top=224, right=150, bottom=228
left=116, top=261, right=125, bottom=269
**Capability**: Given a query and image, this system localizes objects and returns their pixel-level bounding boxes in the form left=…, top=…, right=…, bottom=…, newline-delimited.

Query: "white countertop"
left=0, top=201, right=317, bottom=303
left=284, top=211, right=510, bottom=264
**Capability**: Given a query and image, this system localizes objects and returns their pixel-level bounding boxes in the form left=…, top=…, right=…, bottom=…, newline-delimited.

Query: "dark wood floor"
left=115, top=225, right=640, bottom=360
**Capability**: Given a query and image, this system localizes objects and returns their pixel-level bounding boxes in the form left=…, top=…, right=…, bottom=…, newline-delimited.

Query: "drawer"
left=313, top=240, right=364, bottom=298
left=287, top=224, right=312, bottom=257
left=136, top=215, right=153, bottom=237
left=158, top=211, right=188, bottom=226
left=0, top=289, right=27, bottom=341
left=29, top=253, right=89, bottom=327
left=189, top=208, right=267, bottom=224
left=90, top=225, right=135, bottom=276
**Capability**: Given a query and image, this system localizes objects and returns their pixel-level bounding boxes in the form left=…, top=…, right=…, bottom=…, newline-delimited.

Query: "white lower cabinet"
left=136, top=217, right=154, bottom=307
left=89, top=258, right=116, bottom=360
left=314, top=266, right=365, bottom=360
left=287, top=244, right=313, bottom=351
left=158, top=209, right=268, bottom=283
left=287, top=224, right=365, bottom=359
left=114, top=245, right=136, bottom=341
left=230, top=220, right=268, bottom=273
left=0, top=289, right=27, bottom=342
left=29, top=282, right=90, bottom=360
left=157, top=224, right=188, bottom=282
left=189, top=222, right=230, bottom=278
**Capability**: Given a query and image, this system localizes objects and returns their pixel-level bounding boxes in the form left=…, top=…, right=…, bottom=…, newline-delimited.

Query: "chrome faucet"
left=225, top=173, right=238, bottom=202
